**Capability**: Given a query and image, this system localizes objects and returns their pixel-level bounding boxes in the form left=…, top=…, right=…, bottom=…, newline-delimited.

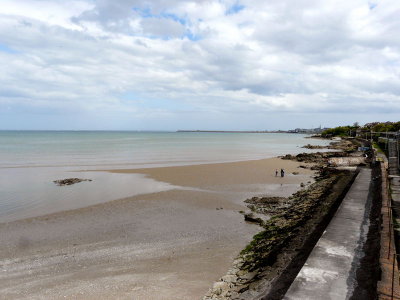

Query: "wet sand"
left=0, top=158, right=313, bottom=299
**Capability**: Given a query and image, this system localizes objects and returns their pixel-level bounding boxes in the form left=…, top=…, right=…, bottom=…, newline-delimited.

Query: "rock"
left=236, top=270, right=247, bottom=277
left=221, top=274, right=237, bottom=283
left=244, top=196, right=289, bottom=215
left=244, top=213, right=263, bottom=224
left=238, top=270, right=257, bottom=281
left=292, top=171, right=299, bottom=175
left=281, top=154, right=296, bottom=160
left=302, top=144, right=326, bottom=149
left=53, top=178, right=92, bottom=186
left=212, top=281, right=230, bottom=296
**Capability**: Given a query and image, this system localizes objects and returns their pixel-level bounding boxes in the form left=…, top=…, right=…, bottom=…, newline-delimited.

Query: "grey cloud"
left=141, top=18, right=185, bottom=38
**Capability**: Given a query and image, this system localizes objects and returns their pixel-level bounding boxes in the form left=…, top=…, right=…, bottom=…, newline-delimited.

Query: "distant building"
left=287, top=126, right=328, bottom=134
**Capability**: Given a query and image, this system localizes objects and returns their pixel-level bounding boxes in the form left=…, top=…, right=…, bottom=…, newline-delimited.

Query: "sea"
left=0, top=131, right=330, bottom=222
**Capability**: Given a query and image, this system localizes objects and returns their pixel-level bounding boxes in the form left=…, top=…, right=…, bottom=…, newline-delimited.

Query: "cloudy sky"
left=0, top=0, right=399, bottom=130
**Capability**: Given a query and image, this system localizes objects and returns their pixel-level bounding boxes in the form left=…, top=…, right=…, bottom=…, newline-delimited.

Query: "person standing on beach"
left=281, top=169, right=285, bottom=177
left=275, top=169, right=278, bottom=177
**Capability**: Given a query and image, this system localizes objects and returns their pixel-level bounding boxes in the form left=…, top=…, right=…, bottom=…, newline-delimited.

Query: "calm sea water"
left=0, top=131, right=330, bottom=222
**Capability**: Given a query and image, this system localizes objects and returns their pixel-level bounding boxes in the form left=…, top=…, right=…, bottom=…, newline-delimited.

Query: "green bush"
left=322, top=121, right=400, bottom=137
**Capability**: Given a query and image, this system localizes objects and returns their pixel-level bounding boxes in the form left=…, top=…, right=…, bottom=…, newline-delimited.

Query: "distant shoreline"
left=176, top=130, right=302, bottom=133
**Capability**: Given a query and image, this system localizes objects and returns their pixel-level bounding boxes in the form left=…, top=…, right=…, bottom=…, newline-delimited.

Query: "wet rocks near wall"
left=53, top=178, right=92, bottom=186
left=239, top=174, right=339, bottom=271
left=244, top=196, right=289, bottom=215
left=243, top=213, right=263, bottom=225
left=203, top=257, right=258, bottom=300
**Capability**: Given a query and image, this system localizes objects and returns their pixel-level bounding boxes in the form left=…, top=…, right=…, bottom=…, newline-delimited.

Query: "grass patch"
left=373, top=142, right=384, bottom=154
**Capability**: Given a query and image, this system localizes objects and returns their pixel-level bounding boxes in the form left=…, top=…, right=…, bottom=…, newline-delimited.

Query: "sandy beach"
left=0, top=157, right=314, bottom=299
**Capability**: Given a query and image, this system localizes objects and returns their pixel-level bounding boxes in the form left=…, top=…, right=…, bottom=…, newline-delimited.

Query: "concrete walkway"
left=284, top=168, right=372, bottom=300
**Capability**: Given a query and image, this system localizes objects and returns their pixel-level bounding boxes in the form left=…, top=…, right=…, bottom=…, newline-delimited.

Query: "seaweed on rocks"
left=244, top=197, right=289, bottom=215
left=239, top=172, right=342, bottom=272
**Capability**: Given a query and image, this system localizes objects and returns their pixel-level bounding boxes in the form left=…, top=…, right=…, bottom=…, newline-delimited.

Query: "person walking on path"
left=281, top=168, right=285, bottom=177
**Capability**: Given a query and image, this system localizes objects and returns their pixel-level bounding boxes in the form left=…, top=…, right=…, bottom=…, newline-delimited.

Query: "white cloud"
left=0, top=0, right=400, bottom=129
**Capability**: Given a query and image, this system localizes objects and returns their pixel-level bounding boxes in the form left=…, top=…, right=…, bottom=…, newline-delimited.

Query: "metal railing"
left=372, top=132, right=400, bottom=173
left=384, top=166, right=400, bottom=300
left=391, top=253, right=399, bottom=300
left=384, top=189, right=399, bottom=300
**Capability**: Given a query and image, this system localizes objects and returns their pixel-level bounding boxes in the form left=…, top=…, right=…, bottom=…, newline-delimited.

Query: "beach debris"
left=53, top=178, right=92, bottom=186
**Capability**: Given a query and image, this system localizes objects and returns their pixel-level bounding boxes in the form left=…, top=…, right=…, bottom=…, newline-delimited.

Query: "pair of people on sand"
left=275, top=168, right=285, bottom=177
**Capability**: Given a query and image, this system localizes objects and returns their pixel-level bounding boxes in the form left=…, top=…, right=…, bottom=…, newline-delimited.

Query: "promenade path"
left=283, top=168, right=372, bottom=300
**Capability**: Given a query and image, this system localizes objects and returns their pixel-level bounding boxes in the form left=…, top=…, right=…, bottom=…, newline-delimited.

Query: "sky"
left=0, top=0, right=399, bottom=131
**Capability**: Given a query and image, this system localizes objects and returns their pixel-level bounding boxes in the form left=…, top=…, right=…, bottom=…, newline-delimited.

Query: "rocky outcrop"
left=53, top=178, right=92, bottom=186
left=302, top=144, right=326, bottom=149
left=244, top=196, right=289, bottom=215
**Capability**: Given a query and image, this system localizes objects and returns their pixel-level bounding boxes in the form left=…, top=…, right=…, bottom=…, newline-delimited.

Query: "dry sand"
left=0, top=158, right=313, bottom=299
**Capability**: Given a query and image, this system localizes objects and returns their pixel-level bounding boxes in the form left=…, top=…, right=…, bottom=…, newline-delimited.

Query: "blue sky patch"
left=184, top=30, right=201, bottom=41
left=226, top=3, right=245, bottom=15
left=0, top=43, right=18, bottom=54
left=132, top=7, right=153, bottom=18
left=132, top=6, right=199, bottom=41
left=133, top=7, right=186, bottom=25
left=368, top=2, right=378, bottom=9
left=160, top=12, right=186, bottom=25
